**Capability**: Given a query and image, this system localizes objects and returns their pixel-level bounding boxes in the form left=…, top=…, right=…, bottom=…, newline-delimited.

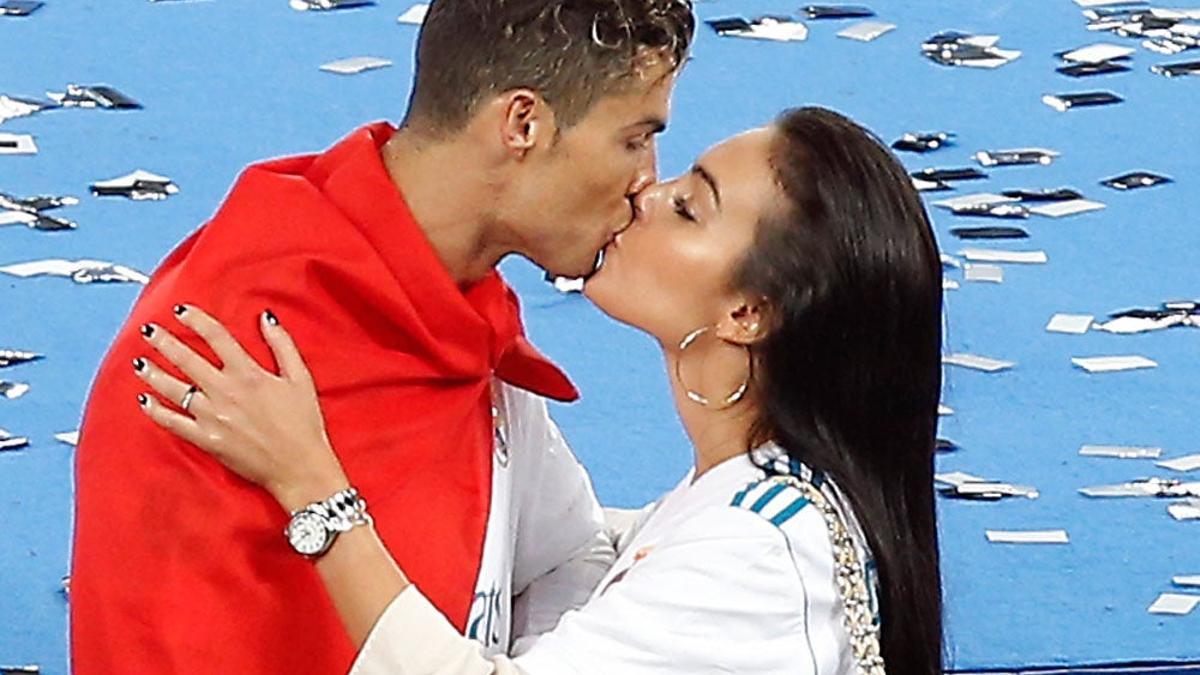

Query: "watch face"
left=287, top=510, right=331, bottom=557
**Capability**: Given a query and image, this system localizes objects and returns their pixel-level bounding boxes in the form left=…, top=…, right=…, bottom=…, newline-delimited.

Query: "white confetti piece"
left=974, top=148, right=1059, bottom=167
left=0, top=428, right=30, bottom=452
left=1095, top=315, right=1189, bottom=334
left=1061, top=43, right=1136, bottom=63
left=0, top=259, right=150, bottom=284
left=55, top=431, right=80, bottom=446
left=960, top=248, right=1048, bottom=265
left=1079, top=445, right=1162, bottom=459
left=952, top=482, right=1039, bottom=499
left=1148, top=593, right=1200, bottom=615
left=1071, top=355, right=1158, bottom=373
left=1, top=381, right=30, bottom=399
left=0, top=95, right=49, bottom=126
left=0, top=211, right=37, bottom=227
left=1169, top=500, right=1200, bottom=521
left=1046, top=314, right=1095, bottom=334
left=986, top=529, right=1069, bottom=544
left=933, top=193, right=1018, bottom=211
left=1158, top=454, right=1200, bottom=473
left=319, top=56, right=393, bottom=75
left=0, top=132, right=37, bottom=155
left=964, top=264, right=1004, bottom=283
left=91, top=170, right=180, bottom=201
left=1075, top=0, right=1139, bottom=7
left=935, top=472, right=990, bottom=487
left=1028, top=199, right=1106, bottom=218
left=940, top=253, right=963, bottom=269
left=837, top=21, right=896, bottom=42
left=943, top=353, right=1015, bottom=372
left=736, top=19, right=809, bottom=42
left=1043, top=92, right=1123, bottom=112
left=397, top=3, right=428, bottom=24
left=936, top=472, right=1038, bottom=498
left=92, top=169, right=173, bottom=188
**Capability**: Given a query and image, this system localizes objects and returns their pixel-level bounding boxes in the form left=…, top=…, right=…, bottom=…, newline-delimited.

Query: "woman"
left=133, top=107, right=944, bottom=674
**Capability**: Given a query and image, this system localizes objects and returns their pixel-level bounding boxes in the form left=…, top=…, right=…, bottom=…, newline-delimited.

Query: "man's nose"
left=632, top=182, right=664, bottom=219
left=627, top=154, right=658, bottom=197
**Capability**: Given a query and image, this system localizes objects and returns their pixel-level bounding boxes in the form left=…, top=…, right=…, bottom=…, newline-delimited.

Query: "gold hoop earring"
left=675, top=326, right=753, bottom=410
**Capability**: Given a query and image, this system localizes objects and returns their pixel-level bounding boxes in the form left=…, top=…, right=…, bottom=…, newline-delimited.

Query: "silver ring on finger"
left=180, top=385, right=200, bottom=412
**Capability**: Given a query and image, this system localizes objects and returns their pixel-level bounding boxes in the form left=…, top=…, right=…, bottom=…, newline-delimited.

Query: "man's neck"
left=380, top=129, right=512, bottom=287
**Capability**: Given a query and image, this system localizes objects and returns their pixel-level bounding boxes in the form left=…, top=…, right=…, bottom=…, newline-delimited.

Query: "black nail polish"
left=140, top=324, right=155, bottom=338
left=263, top=310, right=279, bottom=326
left=132, top=357, right=146, bottom=372
left=173, top=304, right=188, bottom=316
left=137, top=393, right=149, bottom=407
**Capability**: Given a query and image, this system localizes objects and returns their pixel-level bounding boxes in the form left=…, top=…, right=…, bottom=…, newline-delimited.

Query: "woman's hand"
left=134, top=304, right=349, bottom=513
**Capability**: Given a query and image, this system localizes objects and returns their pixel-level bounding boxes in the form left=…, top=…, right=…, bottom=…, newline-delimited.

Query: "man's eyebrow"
left=693, top=164, right=720, bottom=209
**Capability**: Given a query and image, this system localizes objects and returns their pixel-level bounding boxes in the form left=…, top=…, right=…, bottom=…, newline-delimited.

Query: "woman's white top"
left=351, top=444, right=880, bottom=675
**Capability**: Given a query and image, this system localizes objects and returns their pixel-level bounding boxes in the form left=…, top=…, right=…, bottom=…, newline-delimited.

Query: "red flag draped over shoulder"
left=70, top=122, right=578, bottom=675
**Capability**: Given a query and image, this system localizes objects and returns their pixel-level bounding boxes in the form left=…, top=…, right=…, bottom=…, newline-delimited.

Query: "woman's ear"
left=714, top=296, right=771, bottom=346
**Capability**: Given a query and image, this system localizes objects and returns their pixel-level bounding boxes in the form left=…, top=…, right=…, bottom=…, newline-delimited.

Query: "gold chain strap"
left=771, top=475, right=886, bottom=675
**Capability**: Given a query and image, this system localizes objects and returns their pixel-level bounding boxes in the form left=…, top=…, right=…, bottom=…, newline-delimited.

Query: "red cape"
left=70, top=122, right=578, bottom=674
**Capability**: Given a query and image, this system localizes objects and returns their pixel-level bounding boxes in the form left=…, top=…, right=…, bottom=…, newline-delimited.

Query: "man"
left=69, top=0, right=695, bottom=672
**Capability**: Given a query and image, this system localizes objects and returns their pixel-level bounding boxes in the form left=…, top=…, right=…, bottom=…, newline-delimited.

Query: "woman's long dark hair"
left=735, top=107, right=944, bottom=674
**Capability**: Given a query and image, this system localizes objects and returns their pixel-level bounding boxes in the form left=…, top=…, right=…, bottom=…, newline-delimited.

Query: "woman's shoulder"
left=654, top=472, right=831, bottom=564
left=728, top=473, right=822, bottom=531
left=676, top=465, right=869, bottom=598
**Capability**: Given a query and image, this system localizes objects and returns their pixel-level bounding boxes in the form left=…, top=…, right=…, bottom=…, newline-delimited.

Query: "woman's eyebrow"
left=693, top=164, right=720, bottom=209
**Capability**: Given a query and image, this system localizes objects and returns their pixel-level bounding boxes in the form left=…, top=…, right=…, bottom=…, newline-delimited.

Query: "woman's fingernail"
left=140, top=323, right=156, bottom=338
left=263, top=310, right=279, bottom=326
left=137, top=393, right=149, bottom=408
left=173, top=304, right=188, bottom=317
left=132, top=357, right=147, bottom=372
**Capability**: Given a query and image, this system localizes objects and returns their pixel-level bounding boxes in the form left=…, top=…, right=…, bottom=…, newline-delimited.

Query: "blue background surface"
left=1, top=1, right=1198, bottom=673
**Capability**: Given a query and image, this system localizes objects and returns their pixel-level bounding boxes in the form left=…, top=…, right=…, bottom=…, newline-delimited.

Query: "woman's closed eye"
left=672, top=194, right=696, bottom=222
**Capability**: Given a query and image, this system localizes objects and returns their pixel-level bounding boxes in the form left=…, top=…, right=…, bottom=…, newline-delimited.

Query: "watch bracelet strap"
left=298, top=487, right=373, bottom=533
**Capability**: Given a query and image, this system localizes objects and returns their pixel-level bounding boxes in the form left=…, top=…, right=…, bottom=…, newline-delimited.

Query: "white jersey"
left=458, top=380, right=616, bottom=656
left=352, top=444, right=880, bottom=675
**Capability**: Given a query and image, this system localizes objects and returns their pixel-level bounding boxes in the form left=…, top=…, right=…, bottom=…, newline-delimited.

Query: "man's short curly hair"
left=405, top=0, right=695, bottom=135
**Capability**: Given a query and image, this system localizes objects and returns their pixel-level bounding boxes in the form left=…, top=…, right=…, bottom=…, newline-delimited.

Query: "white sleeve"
left=351, top=587, right=525, bottom=675
left=505, top=388, right=615, bottom=645
left=602, top=504, right=658, bottom=557
left=510, top=506, right=831, bottom=675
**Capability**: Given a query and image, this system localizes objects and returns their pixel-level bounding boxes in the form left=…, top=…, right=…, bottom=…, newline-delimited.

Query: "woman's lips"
left=604, top=222, right=630, bottom=251
left=609, top=210, right=640, bottom=248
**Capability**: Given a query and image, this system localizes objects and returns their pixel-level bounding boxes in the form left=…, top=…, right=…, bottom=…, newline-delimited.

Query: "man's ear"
left=713, top=295, right=771, bottom=346
left=497, top=89, right=556, bottom=159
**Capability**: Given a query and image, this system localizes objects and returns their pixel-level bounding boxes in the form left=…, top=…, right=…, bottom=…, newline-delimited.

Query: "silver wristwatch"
left=285, top=487, right=373, bottom=559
